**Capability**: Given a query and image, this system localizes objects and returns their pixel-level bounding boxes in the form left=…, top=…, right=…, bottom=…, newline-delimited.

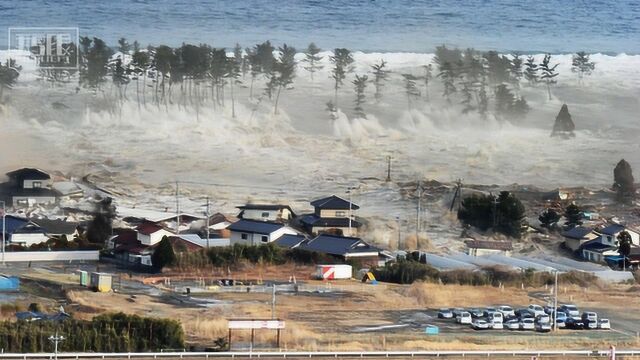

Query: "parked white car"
left=535, top=322, right=551, bottom=332
left=504, top=319, right=520, bottom=330
left=488, top=311, right=504, bottom=323
left=527, top=304, right=545, bottom=317
left=536, top=314, right=551, bottom=324
left=472, top=319, right=490, bottom=330
left=497, top=305, right=515, bottom=318
left=520, top=318, right=535, bottom=330
left=598, top=319, right=611, bottom=330
left=560, top=304, right=580, bottom=318
left=456, top=311, right=472, bottom=324
left=490, top=320, right=504, bottom=330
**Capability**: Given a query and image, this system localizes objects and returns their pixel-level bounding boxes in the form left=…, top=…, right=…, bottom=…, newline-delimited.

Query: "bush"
left=0, top=312, right=184, bottom=352
left=372, top=259, right=440, bottom=284
left=458, top=191, right=526, bottom=238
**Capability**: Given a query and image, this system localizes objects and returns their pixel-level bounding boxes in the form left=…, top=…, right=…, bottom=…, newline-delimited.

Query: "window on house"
left=335, top=211, right=346, bottom=217
left=261, top=212, right=270, bottom=218
left=17, top=199, right=28, bottom=205
left=241, top=233, right=248, bottom=240
left=32, top=181, right=42, bottom=188
left=261, top=235, right=269, bottom=243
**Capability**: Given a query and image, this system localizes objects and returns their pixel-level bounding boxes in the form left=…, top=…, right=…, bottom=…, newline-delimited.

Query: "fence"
left=0, top=350, right=636, bottom=359
left=0, top=251, right=99, bottom=262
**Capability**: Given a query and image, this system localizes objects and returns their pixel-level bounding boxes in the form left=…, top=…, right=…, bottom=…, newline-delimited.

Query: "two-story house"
left=300, top=195, right=362, bottom=237
left=228, top=219, right=298, bottom=246
left=0, top=168, right=58, bottom=208
left=236, top=204, right=295, bottom=223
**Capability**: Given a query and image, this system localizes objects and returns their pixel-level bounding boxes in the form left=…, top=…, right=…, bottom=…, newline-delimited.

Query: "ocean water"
left=0, top=0, right=639, bottom=53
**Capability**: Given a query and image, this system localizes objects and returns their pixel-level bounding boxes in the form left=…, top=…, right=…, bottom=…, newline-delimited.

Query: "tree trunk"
left=274, top=86, right=282, bottom=115
left=231, top=79, right=236, bottom=118
left=547, top=82, right=551, bottom=100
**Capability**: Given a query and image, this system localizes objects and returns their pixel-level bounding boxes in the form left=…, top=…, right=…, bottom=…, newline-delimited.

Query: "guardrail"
left=0, top=350, right=638, bottom=359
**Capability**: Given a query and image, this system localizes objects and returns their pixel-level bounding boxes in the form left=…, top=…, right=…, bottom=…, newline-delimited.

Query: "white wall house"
left=136, top=223, right=175, bottom=246
left=228, top=219, right=297, bottom=246
left=237, top=204, right=295, bottom=223
left=599, top=224, right=640, bottom=247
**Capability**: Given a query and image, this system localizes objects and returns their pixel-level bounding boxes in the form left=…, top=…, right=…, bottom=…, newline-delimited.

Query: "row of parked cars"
left=436, top=303, right=610, bottom=332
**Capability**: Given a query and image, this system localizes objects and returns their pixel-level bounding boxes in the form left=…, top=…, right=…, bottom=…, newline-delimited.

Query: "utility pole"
left=396, top=216, right=401, bottom=250
left=48, top=331, right=65, bottom=360
left=416, top=181, right=422, bottom=249
left=386, top=156, right=392, bottom=182
left=271, top=284, right=276, bottom=319
left=492, top=193, right=498, bottom=228
left=205, top=196, right=210, bottom=248
left=553, top=270, right=558, bottom=332
left=1, top=200, right=5, bottom=265
left=347, top=186, right=356, bottom=236
left=175, top=181, right=180, bottom=235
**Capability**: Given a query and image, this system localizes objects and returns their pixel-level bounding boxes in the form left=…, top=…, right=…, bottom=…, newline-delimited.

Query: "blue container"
left=425, top=325, right=439, bottom=335
left=0, top=276, right=19, bottom=291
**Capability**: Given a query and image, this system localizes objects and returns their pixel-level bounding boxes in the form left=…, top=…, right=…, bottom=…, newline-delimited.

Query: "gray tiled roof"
left=227, top=219, right=284, bottom=235
left=310, top=195, right=359, bottom=210
left=299, top=234, right=379, bottom=256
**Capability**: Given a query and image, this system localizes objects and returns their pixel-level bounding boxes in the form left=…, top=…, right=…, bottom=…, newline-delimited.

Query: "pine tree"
left=401, top=74, right=420, bottom=109
left=131, top=50, right=150, bottom=108
left=460, top=81, right=474, bottom=114
left=422, top=64, right=433, bottom=101
left=494, top=84, right=515, bottom=118
left=510, top=53, right=523, bottom=89
left=352, top=74, right=368, bottom=118
left=302, top=42, right=323, bottom=81
left=272, top=44, right=297, bottom=114
left=571, top=51, right=595, bottom=84
left=370, top=60, right=388, bottom=103
left=438, top=62, right=457, bottom=102
left=329, top=48, right=354, bottom=106
left=539, top=54, right=559, bottom=100
left=0, top=59, right=20, bottom=101
left=226, top=51, right=242, bottom=118
left=613, top=159, right=636, bottom=201
left=564, top=203, right=583, bottom=227
left=538, top=208, right=561, bottom=229
left=477, top=84, right=488, bottom=118
left=524, top=56, right=538, bottom=85
left=117, top=37, right=130, bottom=54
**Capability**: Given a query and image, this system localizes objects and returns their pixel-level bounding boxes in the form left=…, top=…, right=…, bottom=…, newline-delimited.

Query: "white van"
left=488, top=311, right=503, bottom=323
left=456, top=311, right=472, bottom=324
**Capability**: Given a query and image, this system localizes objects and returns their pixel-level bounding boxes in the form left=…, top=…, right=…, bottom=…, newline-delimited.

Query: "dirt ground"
left=59, top=273, right=640, bottom=352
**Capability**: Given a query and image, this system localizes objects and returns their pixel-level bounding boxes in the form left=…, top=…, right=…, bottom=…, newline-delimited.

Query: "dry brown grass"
left=404, top=282, right=532, bottom=307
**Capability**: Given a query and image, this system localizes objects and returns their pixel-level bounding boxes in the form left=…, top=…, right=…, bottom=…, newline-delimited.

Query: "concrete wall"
left=0, top=250, right=99, bottom=262
left=10, top=233, right=48, bottom=247
left=319, top=209, right=350, bottom=218
left=12, top=196, right=57, bottom=207
left=22, top=179, right=53, bottom=189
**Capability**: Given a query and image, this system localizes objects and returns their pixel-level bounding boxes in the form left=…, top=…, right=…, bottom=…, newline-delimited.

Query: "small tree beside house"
left=617, top=230, right=632, bottom=271
left=152, top=236, right=177, bottom=270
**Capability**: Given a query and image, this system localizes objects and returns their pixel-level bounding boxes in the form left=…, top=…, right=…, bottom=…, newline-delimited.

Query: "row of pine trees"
left=0, top=313, right=184, bottom=352
left=2, top=38, right=596, bottom=122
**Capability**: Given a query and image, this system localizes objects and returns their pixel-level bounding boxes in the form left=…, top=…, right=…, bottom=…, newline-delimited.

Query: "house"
left=562, top=226, right=599, bottom=251
left=298, top=234, right=381, bottom=265
left=228, top=219, right=297, bottom=246
left=10, top=218, right=79, bottom=247
left=0, top=168, right=58, bottom=208
left=465, top=240, right=513, bottom=256
left=300, top=195, right=362, bottom=236
left=0, top=215, right=29, bottom=241
left=598, top=224, right=640, bottom=247
left=580, top=238, right=618, bottom=264
left=136, top=222, right=175, bottom=246
left=52, top=181, right=84, bottom=200
left=273, top=234, right=307, bottom=248
left=237, top=204, right=295, bottom=223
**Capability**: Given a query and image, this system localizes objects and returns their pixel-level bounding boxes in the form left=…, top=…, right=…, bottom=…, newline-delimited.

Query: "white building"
left=136, top=223, right=175, bottom=246
left=237, top=204, right=295, bottom=223
left=599, top=224, right=640, bottom=247
left=228, top=219, right=297, bottom=246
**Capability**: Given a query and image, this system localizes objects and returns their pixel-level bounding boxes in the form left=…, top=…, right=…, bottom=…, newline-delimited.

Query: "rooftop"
left=6, top=168, right=51, bottom=181
left=31, top=218, right=79, bottom=235
left=600, top=223, right=629, bottom=235
left=465, top=240, right=513, bottom=251
left=310, top=195, right=359, bottom=210
left=300, top=214, right=362, bottom=228
left=273, top=234, right=307, bottom=248
left=136, top=222, right=168, bottom=235
left=562, top=226, right=594, bottom=240
left=237, top=204, right=294, bottom=211
left=299, top=234, right=379, bottom=257
left=227, top=219, right=285, bottom=235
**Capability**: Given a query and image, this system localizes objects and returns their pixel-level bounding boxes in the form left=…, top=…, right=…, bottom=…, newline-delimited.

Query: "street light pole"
left=205, top=196, right=210, bottom=248
left=48, top=331, right=65, bottom=360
